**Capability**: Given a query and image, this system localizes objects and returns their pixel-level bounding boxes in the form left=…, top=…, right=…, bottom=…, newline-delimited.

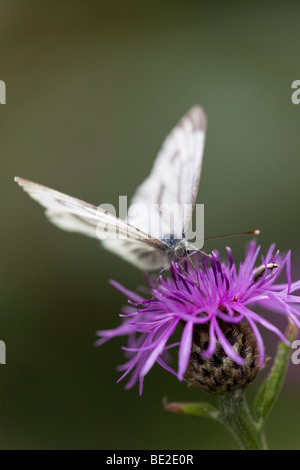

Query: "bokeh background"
left=1, top=0, right=300, bottom=450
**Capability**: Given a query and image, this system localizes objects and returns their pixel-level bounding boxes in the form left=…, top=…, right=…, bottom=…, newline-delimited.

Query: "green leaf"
left=164, top=394, right=267, bottom=449
left=163, top=398, right=220, bottom=421
left=254, top=321, right=298, bottom=423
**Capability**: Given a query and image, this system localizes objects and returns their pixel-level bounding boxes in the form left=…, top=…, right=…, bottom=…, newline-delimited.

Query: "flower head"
left=96, top=242, right=300, bottom=394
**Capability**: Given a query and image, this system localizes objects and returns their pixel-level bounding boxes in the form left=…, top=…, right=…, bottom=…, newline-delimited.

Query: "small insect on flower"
left=253, top=263, right=279, bottom=282
left=96, top=242, right=300, bottom=395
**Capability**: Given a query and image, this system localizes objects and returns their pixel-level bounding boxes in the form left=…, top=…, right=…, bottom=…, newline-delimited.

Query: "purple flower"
left=96, top=242, right=300, bottom=395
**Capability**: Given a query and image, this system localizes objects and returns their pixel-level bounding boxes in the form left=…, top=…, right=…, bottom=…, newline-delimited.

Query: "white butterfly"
left=15, top=105, right=206, bottom=271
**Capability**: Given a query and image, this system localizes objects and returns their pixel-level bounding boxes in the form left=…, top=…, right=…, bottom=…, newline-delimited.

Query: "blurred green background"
left=1, top=0, right=300, bottom=449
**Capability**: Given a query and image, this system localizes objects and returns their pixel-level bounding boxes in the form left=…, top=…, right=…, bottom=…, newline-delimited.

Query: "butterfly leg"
left=154, top=267, right=167, bottom=290
left=186, top=249, right=210, bottom=286
left=186, top=254, right=200, bottom=286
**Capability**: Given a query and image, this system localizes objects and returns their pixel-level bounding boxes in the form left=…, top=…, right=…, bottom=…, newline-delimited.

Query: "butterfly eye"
left=175, top=245, right=186, bottom=259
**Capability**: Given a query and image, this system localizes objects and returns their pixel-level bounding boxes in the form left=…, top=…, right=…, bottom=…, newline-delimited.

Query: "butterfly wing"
left=15, top=177, right=167, bottom=270
left=127, top=105, right=207, bottom=239
left=15, top=106, right=206, bottom=270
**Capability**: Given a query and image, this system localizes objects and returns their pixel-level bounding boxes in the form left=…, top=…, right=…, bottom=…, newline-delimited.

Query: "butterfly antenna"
left=188, top=244, right=210, bottom=259
left=204, top=229, right=260, bottom=241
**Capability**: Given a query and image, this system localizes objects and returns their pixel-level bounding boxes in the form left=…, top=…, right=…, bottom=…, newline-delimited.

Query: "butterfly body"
left=160, top=236, right=190, bottom=262
left=15, top=105, right=207, bottom=271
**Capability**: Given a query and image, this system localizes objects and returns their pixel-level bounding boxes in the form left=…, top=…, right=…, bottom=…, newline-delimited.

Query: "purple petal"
left=245, top=316, right=265, bottom=367
left=109, top=280, right=144, bottom=303
left=140, top=321, right=179, bottom=377
left=201, top=320, right=217, bottom=359
left=214, top=321, right=244, bottom=365
left=178, top=321, right=194, bottom=380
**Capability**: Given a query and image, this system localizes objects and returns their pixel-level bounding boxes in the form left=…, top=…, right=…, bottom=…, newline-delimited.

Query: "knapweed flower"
left=96, top=242, right=300, bottom=395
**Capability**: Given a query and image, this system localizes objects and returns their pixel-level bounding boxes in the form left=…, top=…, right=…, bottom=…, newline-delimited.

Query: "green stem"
left=218, top=391, right=267, bottom=450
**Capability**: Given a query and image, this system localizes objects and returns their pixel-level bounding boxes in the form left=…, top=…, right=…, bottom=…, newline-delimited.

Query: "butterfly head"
left=174, top=241, right=190, bottom=261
